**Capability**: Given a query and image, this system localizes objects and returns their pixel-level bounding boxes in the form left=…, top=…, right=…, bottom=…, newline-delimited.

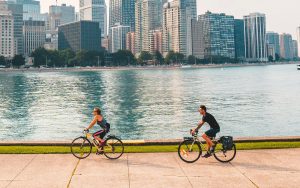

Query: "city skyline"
left=39, top=0, right=300, bottom=39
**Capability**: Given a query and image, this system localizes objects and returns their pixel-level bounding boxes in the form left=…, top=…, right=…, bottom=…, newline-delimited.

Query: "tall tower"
left=80, top=0, right=107, bottom=37
left=297, top=27, right=300, bottom=57
left=244, top=13, right=267, bottom=62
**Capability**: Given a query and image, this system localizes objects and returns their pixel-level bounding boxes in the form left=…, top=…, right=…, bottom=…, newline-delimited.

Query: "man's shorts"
left=93, top=130, right=106, bottom=139
left=205, top=128, right=220, bottom=138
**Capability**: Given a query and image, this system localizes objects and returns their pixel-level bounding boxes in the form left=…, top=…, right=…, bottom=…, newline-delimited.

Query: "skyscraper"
left=110, top=24, right=130, bottom=53
left=23, top=19, right=46, bottom=56
left=80, top=0, right=107, bottom=37
left=179, top=0, right=197, bottom=56
left=135, top=0, right=157, bottom=54
left=292, top=40, right=298, bottom=58
left=244, top=13, right=267, bottom=62
left=162, top=0, right=180, bottom=55
left=5, top=1, right=23, bottom=55
left=8, top=0, right=44, bottom=21
left=234, top=19, right=245, bottom=60
left=266, top=32, right=280, bottom=58
left=198, top=12, right=235, bottom=59
left=49, top=4, right=75, bottom=31
left=280, top=33, right=293, bottom=60
left=58, top=21, right=101, bottom=52
left=126, top=32, right=135, bottom=54
left=0, top=2, right=15, bottom=58
left=109, top=0, right=135, bottom=31
left=297, top=27, right=300, bottom=57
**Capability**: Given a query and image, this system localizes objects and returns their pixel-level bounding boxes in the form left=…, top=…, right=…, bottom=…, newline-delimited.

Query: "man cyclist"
left=191, top=105, right=220, bottom=158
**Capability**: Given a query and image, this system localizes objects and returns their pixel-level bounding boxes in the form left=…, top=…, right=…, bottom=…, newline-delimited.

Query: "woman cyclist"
left=84, top=107, right=110, bottom=152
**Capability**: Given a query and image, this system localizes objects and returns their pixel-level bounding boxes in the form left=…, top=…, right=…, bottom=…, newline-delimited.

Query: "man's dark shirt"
left=202, top=112, right=220, bottom=129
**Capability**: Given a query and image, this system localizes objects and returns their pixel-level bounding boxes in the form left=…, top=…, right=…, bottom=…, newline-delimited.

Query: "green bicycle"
left=178, top=129, right=236, bottom=163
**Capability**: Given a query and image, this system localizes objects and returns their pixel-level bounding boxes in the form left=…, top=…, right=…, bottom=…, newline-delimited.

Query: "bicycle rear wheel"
left=178, top=140, right=202, bottom=163
left=70, top=137, right=92, bottom=159
left=213, top=143, right=236, bottom=163
left=103, top=137, right=124, bottom=160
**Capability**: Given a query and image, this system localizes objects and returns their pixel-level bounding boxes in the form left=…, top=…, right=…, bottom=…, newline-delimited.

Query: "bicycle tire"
left=178, top=140, right=202, bottom=163
left=103, top=136, right=124, bottom=160
left=70, top=137, right=92, bottom=159
left=213, top=143, right=236, bottom=163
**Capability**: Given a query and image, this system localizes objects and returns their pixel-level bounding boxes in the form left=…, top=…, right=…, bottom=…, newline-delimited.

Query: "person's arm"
left=191, top=120, right=205, bottom=134
left=85, top=117, right=97, bottom=130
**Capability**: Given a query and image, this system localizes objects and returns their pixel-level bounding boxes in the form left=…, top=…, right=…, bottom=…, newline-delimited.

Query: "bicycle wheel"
left=103, top=137, right=124, bottom=160
left=213, top=143, right=236, bottom=163
left=178, top=140, right=202, bottom=163
left=71, top=137, right=92, bottom=159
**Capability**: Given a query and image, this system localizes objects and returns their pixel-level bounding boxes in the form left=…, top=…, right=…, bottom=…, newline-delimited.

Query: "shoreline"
left=0, top=61, right=298, bottom=73
left=1, top=136, right=300, bottom=146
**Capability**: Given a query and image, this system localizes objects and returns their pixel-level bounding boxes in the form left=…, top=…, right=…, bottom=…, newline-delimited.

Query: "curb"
left=1, top=136, right=300, bottom=146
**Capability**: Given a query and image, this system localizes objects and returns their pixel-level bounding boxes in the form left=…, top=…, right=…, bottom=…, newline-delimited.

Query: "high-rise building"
left=126, top=32, right=135, bottom=54
left=6, top=1, right=23, bottom=55
left=102, top=36, right=109, bottom=51
left=234, top=19, right=245, bottom=60
left=23, top=19, right=46, bottom=55
left=292, top=40, right=298, bottom=58
left=162, top=0, right=180, bottom=55
left=0, top=3, right=15, bottom=58
left=198, top=12, right=235, bottom=59
left=149, top=29, right=163, bottom=54
left=297, top=27, right=300, bottom=57
left=110, top=24, right=130, bottom=53
left=266, top=32, right=280, bottom=58
left=109, top=0, right=135, bottom=31
left=80, top=0, right=107, bottom=37
left=58, top=21, right=101, bottom=52
left=179, top=0, right=197, bottom=56
left=191, top=19, right=202, bottom=58
left=135, top=0, right=157, bottom=54
left=244, top=13, right=267, bottom=62
left=8, top=0, right=44, bottom=21
left=280, top=33, right=293, bottom=60
left=49, top=4, right=75, bottom=31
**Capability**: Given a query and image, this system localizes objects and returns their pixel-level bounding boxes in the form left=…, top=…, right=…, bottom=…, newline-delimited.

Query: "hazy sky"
left=40, top=0, right=300, bottom=39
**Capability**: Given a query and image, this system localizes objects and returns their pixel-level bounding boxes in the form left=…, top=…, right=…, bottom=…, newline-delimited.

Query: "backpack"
left=220, top=136, right=233, bottom=150
left=105, top=123, right=110, bottom=133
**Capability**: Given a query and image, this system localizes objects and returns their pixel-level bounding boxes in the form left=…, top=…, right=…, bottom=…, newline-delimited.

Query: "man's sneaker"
left=210, top=145, right=216, bottom=153
left=203, top=152, right=212, bottom=158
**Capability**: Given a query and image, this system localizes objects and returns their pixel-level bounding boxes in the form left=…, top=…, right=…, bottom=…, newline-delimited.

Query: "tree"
left=138, top=51, right=152, bottom=65
left=153, top=51, right=164, bottom=65
left=275, top=53, right=280, bottom=62
left=187, top=55, right=196, bottom=65
left=165, top=51, right=176, bottom=65
left=31, top=47, right=48, bottom=67
left=0, top=56, right=6, bottom=66
left=59, top=49, right=75, bottom=66
left=112, top=50, right=135, bottom=66
left=268, top=55, right=274, bottom=62
left=174, top=52, right=185, bottom=64
left=12, top=55, right=25, bottom=68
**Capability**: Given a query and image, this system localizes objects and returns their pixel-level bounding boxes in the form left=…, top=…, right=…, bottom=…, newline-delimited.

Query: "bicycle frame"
left=184, top=132, right=219, bottom=153
left=83, top=131, right=114, bottom=151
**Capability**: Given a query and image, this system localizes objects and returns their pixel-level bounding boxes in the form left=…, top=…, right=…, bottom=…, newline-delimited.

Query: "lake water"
left=0, top=64, right=299, bottom=141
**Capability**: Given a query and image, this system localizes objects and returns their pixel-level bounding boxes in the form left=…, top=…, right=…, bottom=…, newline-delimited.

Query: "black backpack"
left=220, top=136, right=233, bottom=150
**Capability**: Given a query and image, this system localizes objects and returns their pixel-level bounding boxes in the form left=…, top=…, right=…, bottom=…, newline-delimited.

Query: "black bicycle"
left=71, top=130, right=124, bottom=160
left=178, top=129, right=236, bottom=163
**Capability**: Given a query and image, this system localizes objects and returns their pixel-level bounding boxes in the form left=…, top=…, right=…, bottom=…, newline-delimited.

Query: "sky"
left=40, top=0, right=300, bottom=39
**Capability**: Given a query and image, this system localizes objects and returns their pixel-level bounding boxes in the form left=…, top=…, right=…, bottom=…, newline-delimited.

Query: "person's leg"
left=202, top=134, right=214, bottom=151
left=93, top=130, right=105, bottom=144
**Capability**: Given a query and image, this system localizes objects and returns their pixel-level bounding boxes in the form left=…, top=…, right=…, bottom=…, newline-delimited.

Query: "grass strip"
left=0, top=141, right=300, bottom=154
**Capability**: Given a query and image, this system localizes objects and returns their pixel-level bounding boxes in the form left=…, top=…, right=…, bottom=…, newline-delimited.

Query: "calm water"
left=0, top=64, right=299, bottom=141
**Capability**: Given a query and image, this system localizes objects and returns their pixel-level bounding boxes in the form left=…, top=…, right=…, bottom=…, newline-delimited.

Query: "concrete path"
left=0, top=149, right=300, bottom=188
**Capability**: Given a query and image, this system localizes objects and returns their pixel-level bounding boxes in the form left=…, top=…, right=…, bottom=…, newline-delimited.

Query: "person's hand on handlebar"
left=191, top=129, right=197, bottom=136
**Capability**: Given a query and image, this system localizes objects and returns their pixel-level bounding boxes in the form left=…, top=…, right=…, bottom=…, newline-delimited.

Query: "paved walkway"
left=0, top=149, right=299, bottom=188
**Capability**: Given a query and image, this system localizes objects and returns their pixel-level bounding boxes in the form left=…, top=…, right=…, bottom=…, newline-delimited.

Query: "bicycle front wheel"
left=103, top=137, right=124, bottom=160
left=70, top=137, right=92, bottom=159
left=178, top=140, right=202, bottom=163
left=213, top=144, right=236, bottom=163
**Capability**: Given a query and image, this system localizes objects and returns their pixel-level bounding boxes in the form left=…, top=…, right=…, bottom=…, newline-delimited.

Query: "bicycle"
left=70, top=130, right=124, bottom=160
left=178, top=129, right=236, bottom=163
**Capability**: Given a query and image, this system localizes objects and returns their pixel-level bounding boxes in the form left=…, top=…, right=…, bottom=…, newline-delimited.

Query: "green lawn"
left=0, top=141, right=300, bottom=154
